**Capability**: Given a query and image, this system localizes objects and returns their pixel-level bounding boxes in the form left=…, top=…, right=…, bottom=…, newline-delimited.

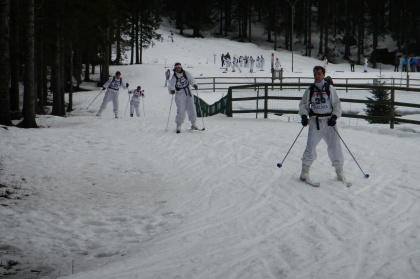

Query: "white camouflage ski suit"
left=299, top=80, right=344, bottom=167
left=129, top=88, right=143, bottom=117
left=100, top=76, right=128, bottom=114
left=168, top=70, right=197, bottom=125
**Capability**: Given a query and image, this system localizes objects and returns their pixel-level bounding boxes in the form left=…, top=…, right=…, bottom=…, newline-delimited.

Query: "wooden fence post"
left=264, top=85, right=268, bottom=118
left=227, top=88, right=232, bottom=117
left=390, top=88, right=395, bottom=129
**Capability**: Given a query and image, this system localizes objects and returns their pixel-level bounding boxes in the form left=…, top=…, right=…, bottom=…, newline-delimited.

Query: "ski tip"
left=364, top=174, right=370, bottom=179
left=276, top=163, right=282, bottom=168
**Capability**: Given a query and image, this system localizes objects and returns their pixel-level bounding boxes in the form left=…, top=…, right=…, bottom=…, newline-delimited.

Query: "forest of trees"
left=0, top=0, right=419, bottom=128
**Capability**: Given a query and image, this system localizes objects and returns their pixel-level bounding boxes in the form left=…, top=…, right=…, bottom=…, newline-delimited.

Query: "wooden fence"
left=194, top=81, right=420, bottom=129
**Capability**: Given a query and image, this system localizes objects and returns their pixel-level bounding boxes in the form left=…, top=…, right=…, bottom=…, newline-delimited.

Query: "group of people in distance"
left=95, top=63, right=347, bottom=184
left=221, top=52, right=271, bottom=73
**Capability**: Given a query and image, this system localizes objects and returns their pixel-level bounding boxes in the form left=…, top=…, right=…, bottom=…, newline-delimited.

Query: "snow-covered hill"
left=1, top=26, right=420, bottom=279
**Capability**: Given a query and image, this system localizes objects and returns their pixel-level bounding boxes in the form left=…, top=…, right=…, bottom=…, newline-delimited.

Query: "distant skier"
left=129, top=86, right=144, bottom=117
left=165, top=69, right=171, bottom=87
left=274, top=58, right=281, bottom=70
left=221, top=53, right=225, bottom=67
left=224, top=57, right=231, bottom=72
left=232, top=57, right=242, bottom=73
left=349, top=59, right=355, bottom=72
left=168, top=31, right=174, bottom=42
left=260, top=55, right=265, bottom=71
left=96, top=71, right=129, bottom=118
left=402, top=57, right=408, bottom=72
left=299, top=66, right=346, bottom=186
left=393, top=56, right=400, bottom=72
left=249, top=56, right=255, bottom=73
left=168, top=62, right=199, bottom=133
left=364, top=57, right=368, bottom=72
left=322, top=56, right=328, bottom=71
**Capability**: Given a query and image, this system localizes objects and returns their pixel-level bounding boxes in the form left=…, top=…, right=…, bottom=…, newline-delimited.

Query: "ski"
left=339, top=180, right=352, bottom=187
left=190, top=126, right=205, bottom=131
left=301, top=179, right=320, bottom=188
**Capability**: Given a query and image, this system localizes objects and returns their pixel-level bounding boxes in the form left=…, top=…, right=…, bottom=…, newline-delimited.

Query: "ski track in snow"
left=1, top=28, right=420, bottom=279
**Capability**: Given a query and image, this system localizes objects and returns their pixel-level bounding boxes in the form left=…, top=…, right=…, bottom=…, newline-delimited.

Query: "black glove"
left=170, top=90, right=175, bottom=94
left=301, top=115, right=308, bottom=127
left=126, top=83, right=129, bottom=87
left=327, top=115, right=337, bottom=126
left=193, top=84, right=198, bottom=90
left=102, top=87, right=106, bottom=90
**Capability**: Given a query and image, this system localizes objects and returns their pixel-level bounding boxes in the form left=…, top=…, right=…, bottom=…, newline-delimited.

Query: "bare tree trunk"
left=60, top=35, right=65, bottom=115
left=135, top=13, right=139, bottom=64
left=18, top=0, right=37, bottom=128
left=130, top=14, right=134, bottom=65
left=84, top=48, right=90, bottom=82
left=307, top=0, right=312, bottom=57
left=139, top=12, right=143, bottom=64
left=9, top=0, right=19, bottom=113
left=248, top=2, right=251, bottom=42
left=115, top=16, right=121, bottom=64
left=318, top=26, right=323, bottom=55
left=101, top=27, right=110, bottom=84
left=51, top=5, right=63, bottom=117
left=67, top=42, right=73, bottom=112
left=344, top=0, right=351, bottom=59
left=323, top=5, right=329, bottom=58
left=0, top=0, right=12, bottom=126
left=36, top=37, right=44, bottom=113
left=357, top=0, right=364, bottom=64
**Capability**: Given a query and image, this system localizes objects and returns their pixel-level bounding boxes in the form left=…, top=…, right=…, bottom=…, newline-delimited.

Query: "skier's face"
left=313, top=70, right=325, bottom=83
left=175, top=66, right=182, bottom=73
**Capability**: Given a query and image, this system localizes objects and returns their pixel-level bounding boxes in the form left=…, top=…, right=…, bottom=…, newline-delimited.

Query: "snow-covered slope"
left=1, top=27, right=420, bottom=279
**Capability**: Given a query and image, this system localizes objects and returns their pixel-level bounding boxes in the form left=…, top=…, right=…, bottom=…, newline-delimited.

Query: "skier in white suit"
left=129, top=86, right=144, bottom=117
left=96, top=71, right=129, bottom=118
left=298, top=66, right=345, bottom=183
left=168, top=62, right=199, bottom=133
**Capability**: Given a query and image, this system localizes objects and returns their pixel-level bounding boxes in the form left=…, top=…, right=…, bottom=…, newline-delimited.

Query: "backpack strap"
left=174, top=70, right=191, bottom=96
left=308, top=81, right=332, bottom=130
left=111, top=76, right=122, bottom=85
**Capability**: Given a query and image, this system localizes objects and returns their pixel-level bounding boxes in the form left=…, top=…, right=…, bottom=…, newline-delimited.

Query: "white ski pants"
left=130, top=101, right=140, bottom=117
left=302, top=117, right=344, bottom=167
left=175, top=89, right=197, bottom=125
left=100, top=89, right=119, bottom=114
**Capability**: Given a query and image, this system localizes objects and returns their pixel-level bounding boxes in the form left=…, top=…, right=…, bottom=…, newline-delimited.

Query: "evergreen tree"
left=365, top=83, right=393, bottom=124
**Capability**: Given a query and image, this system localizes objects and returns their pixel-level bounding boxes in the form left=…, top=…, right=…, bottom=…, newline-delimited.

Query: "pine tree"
left=365, top=82, right=393, bottom=124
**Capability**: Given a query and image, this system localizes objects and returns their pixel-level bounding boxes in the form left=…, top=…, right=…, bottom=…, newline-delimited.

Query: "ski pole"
left=125, top=87, right=131, bottom=117
left=165, top=94, right=175, bottom=131
left=194, top=88, right=206, bottom=130
left=277, top=126, right=305, bottom=168
left=333, top=127, right=369, bottom=178
left=87, top=89, right=104, bottom=109
left=142, top=91, right=145, bottom=117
